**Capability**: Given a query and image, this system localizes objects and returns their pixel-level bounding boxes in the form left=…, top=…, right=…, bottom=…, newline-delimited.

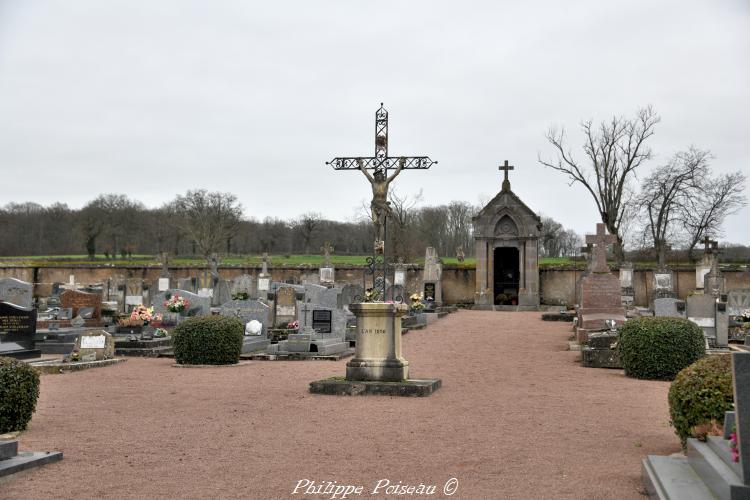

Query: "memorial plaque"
left=424, top=283, right=436, bottom=300
left=319, top=267, right=335, bottom=284
left=258, top=278, right=270, bottom=292
left=274, top=286, right=298, bottom=327
left=80, top=335, right=106, bottom=349
left=158, top=278, right=170, bottom=292
left=394, top=269, right=407, bottom=286
left=125, top=295, right=143, bottom=306
left=312, top=309, right=333, bottom=334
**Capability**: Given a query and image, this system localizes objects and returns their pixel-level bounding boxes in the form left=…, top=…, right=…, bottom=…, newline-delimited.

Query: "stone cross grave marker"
left=585, top=223, right=617, bottom=273
left=125, top=278, right=143, bottom=306
left=0, top=278, right=33, bottom=308
left=321, top=241, right=334, bottom=267
left=498, top=160, right=514, bottom=192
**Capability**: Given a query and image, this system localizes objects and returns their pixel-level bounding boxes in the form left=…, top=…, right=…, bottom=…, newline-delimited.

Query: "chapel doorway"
left=493, top=247, right=519, bottom=305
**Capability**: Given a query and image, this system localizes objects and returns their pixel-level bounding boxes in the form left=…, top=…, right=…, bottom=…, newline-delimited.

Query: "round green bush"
left=0, top=356, right=41, bottom=433
left=617, top=317, right=705, bottom=380
left=172, top=316, right=244, bottom=365
left=668, top=354, right=733, bottom=448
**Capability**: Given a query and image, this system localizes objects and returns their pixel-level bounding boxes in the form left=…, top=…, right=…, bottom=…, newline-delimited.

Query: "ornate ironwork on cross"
left=585, top=223, right=617, bottom=273
left=326, top=103, right=437, bottom=254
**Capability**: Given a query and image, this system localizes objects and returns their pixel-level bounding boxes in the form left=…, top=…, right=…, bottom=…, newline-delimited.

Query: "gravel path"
left=3, top=311, right=678, bottom=499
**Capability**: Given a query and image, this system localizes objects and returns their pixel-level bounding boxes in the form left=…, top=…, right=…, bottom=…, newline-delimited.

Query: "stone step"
left=115, top=346, right=173, bottom=357
left=0, top=449, right=63, bottom=479
left=706, top=436, right=743, bottom=478
left=38, top=342, right=76, bottom=354
left=687, top=437, right=748, bottom=499
left=642, top=455, right=715, bottom=500
left=0, top=440, right=18, bottom=460
left=114, top=338, right=171, bottom=349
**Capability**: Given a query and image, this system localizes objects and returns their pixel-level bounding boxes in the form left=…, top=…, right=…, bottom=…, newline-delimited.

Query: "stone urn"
left=346, top=302, right=409, bottom=382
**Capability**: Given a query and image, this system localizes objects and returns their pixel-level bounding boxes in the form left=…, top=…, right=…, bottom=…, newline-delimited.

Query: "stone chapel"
left=472, top=161, right=542, bottom=307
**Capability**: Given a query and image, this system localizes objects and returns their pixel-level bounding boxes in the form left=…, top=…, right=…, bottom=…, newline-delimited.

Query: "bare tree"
left=387, top=189, right=422, bottom=261
left=539, top=106, right=660, bottom=261
left=681, top=170, right=747, bottom=260
left=637, top=147, right=709, bottom=267
left=293, top=212, right=322, bottom=254
left=173, top=190, right=243, bottom=259
left=539, top=215, right=581, bottom=258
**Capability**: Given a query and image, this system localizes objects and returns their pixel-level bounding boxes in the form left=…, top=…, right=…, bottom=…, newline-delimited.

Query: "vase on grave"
left=346, top=302, right=409, bottom=382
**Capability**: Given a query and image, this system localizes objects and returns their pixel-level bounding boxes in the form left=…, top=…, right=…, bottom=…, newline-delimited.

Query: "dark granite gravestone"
left=312, top=309, right=332, bottom=334
left=0, top=301, right=40, bottom=359
left=60, top=289, right=102, bottom=319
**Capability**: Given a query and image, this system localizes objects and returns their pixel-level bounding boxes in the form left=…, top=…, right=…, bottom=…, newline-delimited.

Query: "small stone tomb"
left=274, top=286, right=298, bottom=327
left=0, top=301, right=39, bottom=359
left=60, top=289, right=102, bottom=319
left=653, top=298, right=686, bottom=318
left=74, top=331, right=114, bottom=361
left=0, top=278, right=33, bottom=308
left=686, top=294, right=728, bottom=347
left=652, top=270, right=677, bottom=300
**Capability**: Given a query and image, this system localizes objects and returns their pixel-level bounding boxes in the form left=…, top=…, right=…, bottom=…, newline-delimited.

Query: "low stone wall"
left=1, top=264, right=749, bottom=307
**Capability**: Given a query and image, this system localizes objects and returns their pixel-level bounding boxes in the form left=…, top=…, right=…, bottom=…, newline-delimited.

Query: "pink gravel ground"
left=2, top=311, right=679, bottom=499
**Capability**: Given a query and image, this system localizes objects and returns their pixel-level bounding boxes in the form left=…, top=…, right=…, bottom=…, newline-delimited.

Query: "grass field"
left=0, top=254, right=588, bottom=268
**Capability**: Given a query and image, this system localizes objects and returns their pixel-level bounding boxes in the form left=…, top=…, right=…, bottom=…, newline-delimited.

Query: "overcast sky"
left=0, top=1, right=748, bottom=245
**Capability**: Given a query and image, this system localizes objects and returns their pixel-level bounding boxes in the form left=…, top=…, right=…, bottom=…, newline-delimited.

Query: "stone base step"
left=0, top=440, right=63, bottom=479
left=0, top=349, right=41, bottom=360
left=642, top=455, right=715, bottom=500
left=38, top=342, right=76, bottom=354
left=115, top=346, right=173, bottom=357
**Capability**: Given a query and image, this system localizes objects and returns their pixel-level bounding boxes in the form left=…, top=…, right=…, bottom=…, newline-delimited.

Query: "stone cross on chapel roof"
left=585, top=223, right=617, bottom=273
left=499, top=160, right=514, bottom=192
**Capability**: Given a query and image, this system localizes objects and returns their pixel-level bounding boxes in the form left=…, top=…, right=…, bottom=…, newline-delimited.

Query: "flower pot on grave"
left=346, top=302, right=409, bottom=382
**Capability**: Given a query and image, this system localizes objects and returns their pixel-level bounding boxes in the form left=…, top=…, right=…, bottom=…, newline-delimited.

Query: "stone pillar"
left=475, top=240, right=489, bottom=305
left=733, top=353, right=750, bottom=484
left=346, top=303, right=409, bottom=382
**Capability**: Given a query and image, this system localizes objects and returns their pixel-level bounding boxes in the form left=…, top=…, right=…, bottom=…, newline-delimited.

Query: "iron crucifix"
left=326, top=103, right=437, bottom=253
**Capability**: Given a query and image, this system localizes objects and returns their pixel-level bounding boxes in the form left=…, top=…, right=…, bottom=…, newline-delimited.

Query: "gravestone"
left=728, top=289, right=750, bottom=316
left=258, top=252, right=271, bottom=295
left=340, top=284, right=364, bottom=307
left=319, top=287, right=342, bottom=309
left=230, top=274, right=255, bottom=299
left=0, top=278, right=33, bottom=308
left=212, top=279, right=231, bottom=307
left=653, top=298, right=686, bottom=318
left=177, top=277, right=194, bottom=292
left=0, top=301, right=39, bottom=359
left=60, top=289, right=102, bottom=319
left=393, top=262, right=407, bottom=287
left=218, top=298, right=270, bottom=352
left=577, top=224, right=625, bottom=338
left=312, top=309, right=332, bottom=334
left=74, top=330, right=114, bottom=361
left=57, top=308, right=73, bottom=320
left=422, top=247, right=443, bottom=305
left=274, top=286, right=298, bottom=327
left=319, top=242, right=335, bottom=286
left=652, top=269, right=677, bottom=301
left=197, top=270, right=214, bottom=298
left=303, top=284, right=328, bottom=306
left=125, top=278, right=144, bottom=307
left=686, top=294, right=724, bottom=347
left=619, top=262, right=634, bottom=308
left=704, top=248, right=726, bottom=298
left=157, top=277, right=171, bottom=292
left=152, top=289, right=210, bottom=317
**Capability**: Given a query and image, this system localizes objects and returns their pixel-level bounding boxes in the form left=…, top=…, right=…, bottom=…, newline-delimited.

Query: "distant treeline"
left=0, top=193, right=582, bottom=260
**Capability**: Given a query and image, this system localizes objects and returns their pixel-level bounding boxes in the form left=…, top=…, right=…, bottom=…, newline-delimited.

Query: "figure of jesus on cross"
left=327, top=104, right=436, bottom=254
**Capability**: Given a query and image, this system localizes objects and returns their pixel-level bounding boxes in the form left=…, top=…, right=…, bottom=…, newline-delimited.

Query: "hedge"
left=172, top=316, right=244, bottom=365
left=0, top=356, right=41, bottom=433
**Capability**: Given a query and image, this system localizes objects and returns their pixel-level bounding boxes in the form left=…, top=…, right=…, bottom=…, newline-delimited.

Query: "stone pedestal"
left=346, top=303, right=409, bottom=382
left=576, top=273, right=626, bottom=341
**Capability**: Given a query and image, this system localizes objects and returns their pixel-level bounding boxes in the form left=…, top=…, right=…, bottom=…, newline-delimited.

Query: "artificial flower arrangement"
left=730, top=424, right=739, bottom=462
left=164, top=294, right=189, bottom=313
left=363, top=288, right=383, bottom=303
left=287, top=320, right=299, bottom=330
left=409, top=292, right=425, bottom=312
left=119, top=305, right=161, bottom=326
left=232, top=292, right=249, bottom=300
left=154, top=328, right=168, bottom=338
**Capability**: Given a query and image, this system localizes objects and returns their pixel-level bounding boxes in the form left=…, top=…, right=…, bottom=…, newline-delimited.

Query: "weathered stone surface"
left=309, top=378, right=441, bottom=397
left=60, top=289, right=102, bottom=318
left=654, top=298, right=686, bottom=318
left=346, top=303, right=409, bottom=382
left=74, top=330, right=115, bottom=361
left=578, top=271, right=625, bottom=331
left=152, top=289, right=210, bottom=317
left=0, top=278, right=33, bottom=308
left=273, top=286, right=297, bottom=327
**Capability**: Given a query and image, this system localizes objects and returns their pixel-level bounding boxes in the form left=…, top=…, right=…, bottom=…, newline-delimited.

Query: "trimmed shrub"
left=668, top=354, right=733, bottom=448
left=0, top=356, right=41, bottom=433
left=618, top=317, right=705, bottom=380
left=172, top=316, right=243, bottom=365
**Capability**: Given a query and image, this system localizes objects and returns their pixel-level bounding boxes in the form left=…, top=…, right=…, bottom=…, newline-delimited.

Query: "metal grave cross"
left=326, top=103, right=437, bottom=176
left=585, top=223, right=617, bottom=273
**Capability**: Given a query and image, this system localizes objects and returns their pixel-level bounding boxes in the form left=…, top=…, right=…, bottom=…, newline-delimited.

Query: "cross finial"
left=584, top=223, right=617, bottom=273
left=499, top=160, right=514, bottom=191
